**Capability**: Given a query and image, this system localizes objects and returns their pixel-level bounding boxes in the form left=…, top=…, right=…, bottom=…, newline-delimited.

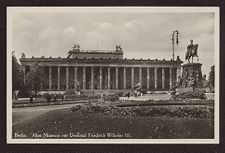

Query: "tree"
left=12, top=52, right=23, bottom=91
left=25, top=62, right=47, bottom=98
left=208, top=65, right=215, bottom=92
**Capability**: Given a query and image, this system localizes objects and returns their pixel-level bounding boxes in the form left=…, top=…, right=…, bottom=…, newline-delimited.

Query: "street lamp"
left=171, top=30, right=179, bottom=89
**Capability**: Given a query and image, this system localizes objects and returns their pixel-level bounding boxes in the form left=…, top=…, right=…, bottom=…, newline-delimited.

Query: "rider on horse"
left=185, top=40, right=199, bottom=62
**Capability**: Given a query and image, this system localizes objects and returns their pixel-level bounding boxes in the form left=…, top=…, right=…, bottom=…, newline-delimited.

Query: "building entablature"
left=20, top=58, right=183, bottom=68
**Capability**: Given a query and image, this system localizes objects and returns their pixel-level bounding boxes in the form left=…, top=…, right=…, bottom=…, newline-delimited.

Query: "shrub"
left=36, top=94, right=42, bottom=98
left=43, top=93, right=50, bottom=99
left=113, top=92, right=124, bottom=97
left=140, top=89, right=147, bottom=94
left=174, top=91, right=206, bottom=100
left=17, top=87, right=30, bottom=98
left=64, top=90, right=75, bottom=95
left=88, top=94, right=102, bottom=99
left=103, top=93, right=120, bottom=102
left=65, top=94, right=89, bottom=100
left=55, top=94, right=63, bottom=99
left=43, top=93, right=52, bottom=102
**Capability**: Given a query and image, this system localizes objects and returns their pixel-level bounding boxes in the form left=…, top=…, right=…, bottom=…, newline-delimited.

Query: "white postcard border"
left=6, top=7, right=220, bottom=144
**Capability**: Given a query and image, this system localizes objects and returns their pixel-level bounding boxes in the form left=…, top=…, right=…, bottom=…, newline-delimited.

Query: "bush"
left=103, top=93, right=120, bottom=102
left=174, top=91, right=205, bottom=100
left=140, top=89, right=147, bottom=94
left=88, top=94, right=102, bottom=99
left=36, top=94, right=42, bottom=98
left=64, top=90, right=75, bottom=95
left=43, top=93, right=50, bottom=99
left=43, top=93, right=52, bottom=102
left=17, top=86, right=30, bottom=98
left=55, top=94, right=63, bottom=99
left=64, top=94, right=101, bottom=100
left=65, top=94, right=88, bottom=100
left=113, top=92, right=124, bottom=97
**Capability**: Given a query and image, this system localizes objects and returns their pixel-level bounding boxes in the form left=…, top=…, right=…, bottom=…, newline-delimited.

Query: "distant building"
left=20, top=44, right=182, bottom=92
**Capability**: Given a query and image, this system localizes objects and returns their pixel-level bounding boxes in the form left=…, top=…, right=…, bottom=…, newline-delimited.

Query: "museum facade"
left=20, top=45, right=183, bottom=92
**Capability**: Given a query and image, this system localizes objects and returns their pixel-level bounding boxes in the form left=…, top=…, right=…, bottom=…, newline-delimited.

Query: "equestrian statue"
left=185, top=39, right=199, bottom=63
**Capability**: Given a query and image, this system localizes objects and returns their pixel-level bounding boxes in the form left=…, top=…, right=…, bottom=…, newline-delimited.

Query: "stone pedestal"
left=180, top=63, right=203, bottom=88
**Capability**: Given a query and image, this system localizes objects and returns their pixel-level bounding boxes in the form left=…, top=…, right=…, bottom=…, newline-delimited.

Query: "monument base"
left=180, top=62, right=203, bottom=88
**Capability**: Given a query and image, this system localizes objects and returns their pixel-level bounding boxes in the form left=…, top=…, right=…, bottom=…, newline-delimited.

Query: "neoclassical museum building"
left=20, top=44, right=183, bottom=93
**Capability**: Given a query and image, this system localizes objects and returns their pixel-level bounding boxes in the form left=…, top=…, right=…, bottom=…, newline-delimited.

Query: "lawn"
left=12, top=108, right=214, bottom=139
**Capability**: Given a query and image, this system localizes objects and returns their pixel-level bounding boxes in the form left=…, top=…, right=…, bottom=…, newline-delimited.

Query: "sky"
left=11, top=8, right=216, bottom=76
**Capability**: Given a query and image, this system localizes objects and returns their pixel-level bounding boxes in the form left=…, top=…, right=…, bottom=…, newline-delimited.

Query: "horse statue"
left=185, top=40, right=199, bottom=62
left=72, top=44, right=80, bottom=51
left=116, top=45, right=122, bottom=51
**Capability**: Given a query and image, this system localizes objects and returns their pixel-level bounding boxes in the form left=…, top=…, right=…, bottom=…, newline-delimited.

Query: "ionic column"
left=139, top=67, right=142, bottom=88
left=131, top=67, right=134, bottom=89
left=169, top=68, right=173, bottom=89
left=147, top=68, right=150, bottom=90
left=107, top=67, right=110, bottom=89
left=57, top=66, right=60, bottom=90
left=154, top=67, right=157, bottom=89
left=83, top=67, right=86, bottom=90
left=123, top=67, right=126, bottom=89
left=162, top=68, right=165, bottom=90
left=177, top=67, right=182, bottom=82
left=91, top=66, right=94, bottom=90
left=99, top=67, right=103, bottom=90
left=74, top=67, right=77, bottom=90
left=115, top=67, right=119, bottom=89
left=66, top=67, right=69, bottom=90
left=49, top=66, right=52, bottom=90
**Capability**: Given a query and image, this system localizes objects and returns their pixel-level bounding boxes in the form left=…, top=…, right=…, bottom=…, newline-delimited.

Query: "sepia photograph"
left=7, top=7, right=219, bottom=144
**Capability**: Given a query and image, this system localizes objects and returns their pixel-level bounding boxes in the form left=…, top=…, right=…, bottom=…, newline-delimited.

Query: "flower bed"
left=174, top=91, right=206, bottom=100
left=70, top=103, right=214, bottom=119
left=103, top=93, right=120, bottom=102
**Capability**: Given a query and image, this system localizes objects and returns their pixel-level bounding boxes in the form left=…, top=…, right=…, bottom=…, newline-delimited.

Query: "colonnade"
left=45, top=66, right=181, bottom=91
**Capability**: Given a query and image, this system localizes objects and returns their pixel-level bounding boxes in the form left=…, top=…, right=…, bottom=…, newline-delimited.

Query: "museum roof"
left=20, top=57, right=183, bottom=65
left=69, top=50, right=123, bottom=54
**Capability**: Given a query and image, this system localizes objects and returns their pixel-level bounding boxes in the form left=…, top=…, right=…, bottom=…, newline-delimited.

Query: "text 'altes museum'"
left=20, top=45, right=183, bottom=93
